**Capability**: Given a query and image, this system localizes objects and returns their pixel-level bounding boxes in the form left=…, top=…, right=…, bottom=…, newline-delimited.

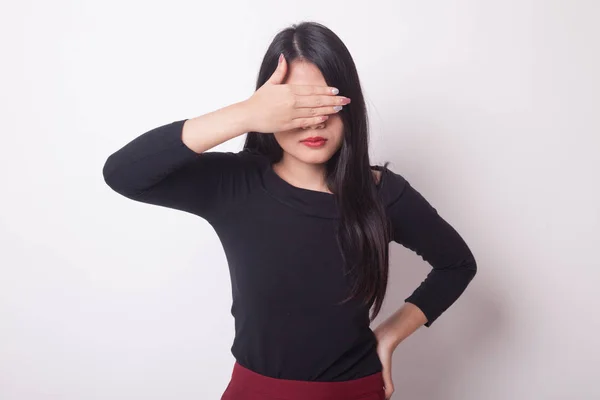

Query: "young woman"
left=103, top=21, right=477, bottom=400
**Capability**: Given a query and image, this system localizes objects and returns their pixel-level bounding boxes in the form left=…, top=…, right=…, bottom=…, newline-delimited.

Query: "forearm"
left=374, top=302, right=427, bottom=350
left=387, top=176, right=478, bottom=328
left=182, top=100, right=252, bottom=153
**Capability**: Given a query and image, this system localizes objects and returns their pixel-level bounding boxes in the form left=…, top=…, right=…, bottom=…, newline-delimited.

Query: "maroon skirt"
left=220, top=361, right=385, bottom=400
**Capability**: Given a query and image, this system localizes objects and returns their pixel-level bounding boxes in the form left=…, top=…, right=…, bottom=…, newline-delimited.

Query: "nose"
left=301, top=120, right=326, bottom=130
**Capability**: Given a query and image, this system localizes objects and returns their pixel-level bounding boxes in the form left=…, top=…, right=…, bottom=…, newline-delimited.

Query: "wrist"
left=236, top=99, right=256, bottom=133
left=373, top=323, right=400, bottom=351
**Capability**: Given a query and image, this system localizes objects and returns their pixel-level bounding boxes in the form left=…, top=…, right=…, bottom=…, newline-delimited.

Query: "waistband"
left=226, top=361, right=384, bottom=400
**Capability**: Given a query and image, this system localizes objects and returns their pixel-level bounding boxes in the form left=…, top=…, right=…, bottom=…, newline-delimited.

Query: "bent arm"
left=389, top=180, right=477, bottom=327
left=102, top=103, right=253, bottom=219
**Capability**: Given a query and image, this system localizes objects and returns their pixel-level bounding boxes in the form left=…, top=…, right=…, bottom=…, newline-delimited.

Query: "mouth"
left=300, top=137, right=328, bottom=148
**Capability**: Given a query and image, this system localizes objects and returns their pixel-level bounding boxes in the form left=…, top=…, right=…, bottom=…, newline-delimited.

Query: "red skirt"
left=220, top=361, right=385, bottom=400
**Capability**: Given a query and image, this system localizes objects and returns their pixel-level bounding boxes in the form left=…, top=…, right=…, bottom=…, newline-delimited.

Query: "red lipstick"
left=300, top=136, right=327, bottom=148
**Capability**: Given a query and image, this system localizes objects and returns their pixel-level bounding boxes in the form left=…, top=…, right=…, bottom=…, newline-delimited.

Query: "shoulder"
left=372, top=169, right=382, bottom=185
left=372, top=165, right=409, bottom=207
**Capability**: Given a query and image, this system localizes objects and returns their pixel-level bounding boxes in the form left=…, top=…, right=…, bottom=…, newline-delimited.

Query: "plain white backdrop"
left=1, top=1, right=598, bottom=399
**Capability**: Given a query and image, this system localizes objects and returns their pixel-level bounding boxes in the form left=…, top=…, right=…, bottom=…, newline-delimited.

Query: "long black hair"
left=243, top=21, right=392, bottom=322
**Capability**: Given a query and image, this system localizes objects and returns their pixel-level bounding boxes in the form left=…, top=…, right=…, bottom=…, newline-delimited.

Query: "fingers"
left=286, top=115, right=330, bottom=130
left=291, top=84, right=339, bottom=96
left=291, top=93, right=350, bottom=119
left=293, top=94, right=351, bottom=110
left=266, top=53, right=288, bottom=85
left=292, top=105, right=345, bottom=119
left=383, top=376, right=395, bottom=399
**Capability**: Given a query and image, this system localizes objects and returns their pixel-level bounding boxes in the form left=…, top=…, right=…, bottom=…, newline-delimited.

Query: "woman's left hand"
left=374, top=329, right=396, bottom=399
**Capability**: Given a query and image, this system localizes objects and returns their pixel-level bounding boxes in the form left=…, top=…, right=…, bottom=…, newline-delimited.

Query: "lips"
left=301, top=137, right=327, bottom=142
left=300, top=137, right=328, bottom=148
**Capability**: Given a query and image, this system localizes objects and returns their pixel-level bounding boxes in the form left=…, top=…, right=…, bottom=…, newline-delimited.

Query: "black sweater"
left=102, top=119, right=477, bottom=381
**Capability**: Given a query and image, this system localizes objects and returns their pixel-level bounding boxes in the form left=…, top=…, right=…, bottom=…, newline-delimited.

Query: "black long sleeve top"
left=102, top=119, right=477, bottom=381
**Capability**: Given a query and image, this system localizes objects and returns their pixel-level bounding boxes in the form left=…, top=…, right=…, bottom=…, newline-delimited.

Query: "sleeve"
left=387, top=175, right=477, bottom=327
left=102, top=118, right=252, bottom=222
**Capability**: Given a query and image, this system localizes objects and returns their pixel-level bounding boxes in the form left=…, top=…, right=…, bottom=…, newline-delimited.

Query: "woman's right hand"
left=243, top=53, right=351, bottom=134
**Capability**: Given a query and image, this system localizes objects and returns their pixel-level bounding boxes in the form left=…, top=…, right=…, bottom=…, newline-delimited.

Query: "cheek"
left=329, top=125, right=345, bottom=148
left=329, top=115, right=344, bottom=137
left=273, top=132, right=296, bottom=150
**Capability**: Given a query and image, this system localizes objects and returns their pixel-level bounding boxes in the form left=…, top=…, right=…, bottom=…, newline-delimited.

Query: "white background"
left=1, top=1, right=599, bottom=399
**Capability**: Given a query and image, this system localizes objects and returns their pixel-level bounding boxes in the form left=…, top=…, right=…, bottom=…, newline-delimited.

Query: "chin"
left=295, top=150, right=335, bottom=165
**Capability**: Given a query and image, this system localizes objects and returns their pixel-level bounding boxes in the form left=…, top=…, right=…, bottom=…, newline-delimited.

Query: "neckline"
left=259, top=159, right=387, bottom=219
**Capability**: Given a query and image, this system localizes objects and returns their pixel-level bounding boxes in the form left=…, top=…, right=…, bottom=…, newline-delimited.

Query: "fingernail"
left=331, top=88, right=339, bottom=95
left=334, top=105, right=343, bottom=111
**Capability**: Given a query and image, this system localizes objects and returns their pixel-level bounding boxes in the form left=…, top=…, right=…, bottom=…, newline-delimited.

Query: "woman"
left=103, top=21, right=477, bottom=400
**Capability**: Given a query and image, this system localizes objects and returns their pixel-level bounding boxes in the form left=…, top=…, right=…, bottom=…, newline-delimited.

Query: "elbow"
left=102, top=154, right=115, bottom=186
left=464, top=255, right=477, bottom=282
left=102, top=153, right=136, bottom=198
left=451, top=253, right=477, bottom=285
left=102, top=153, right=120, bottom=191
